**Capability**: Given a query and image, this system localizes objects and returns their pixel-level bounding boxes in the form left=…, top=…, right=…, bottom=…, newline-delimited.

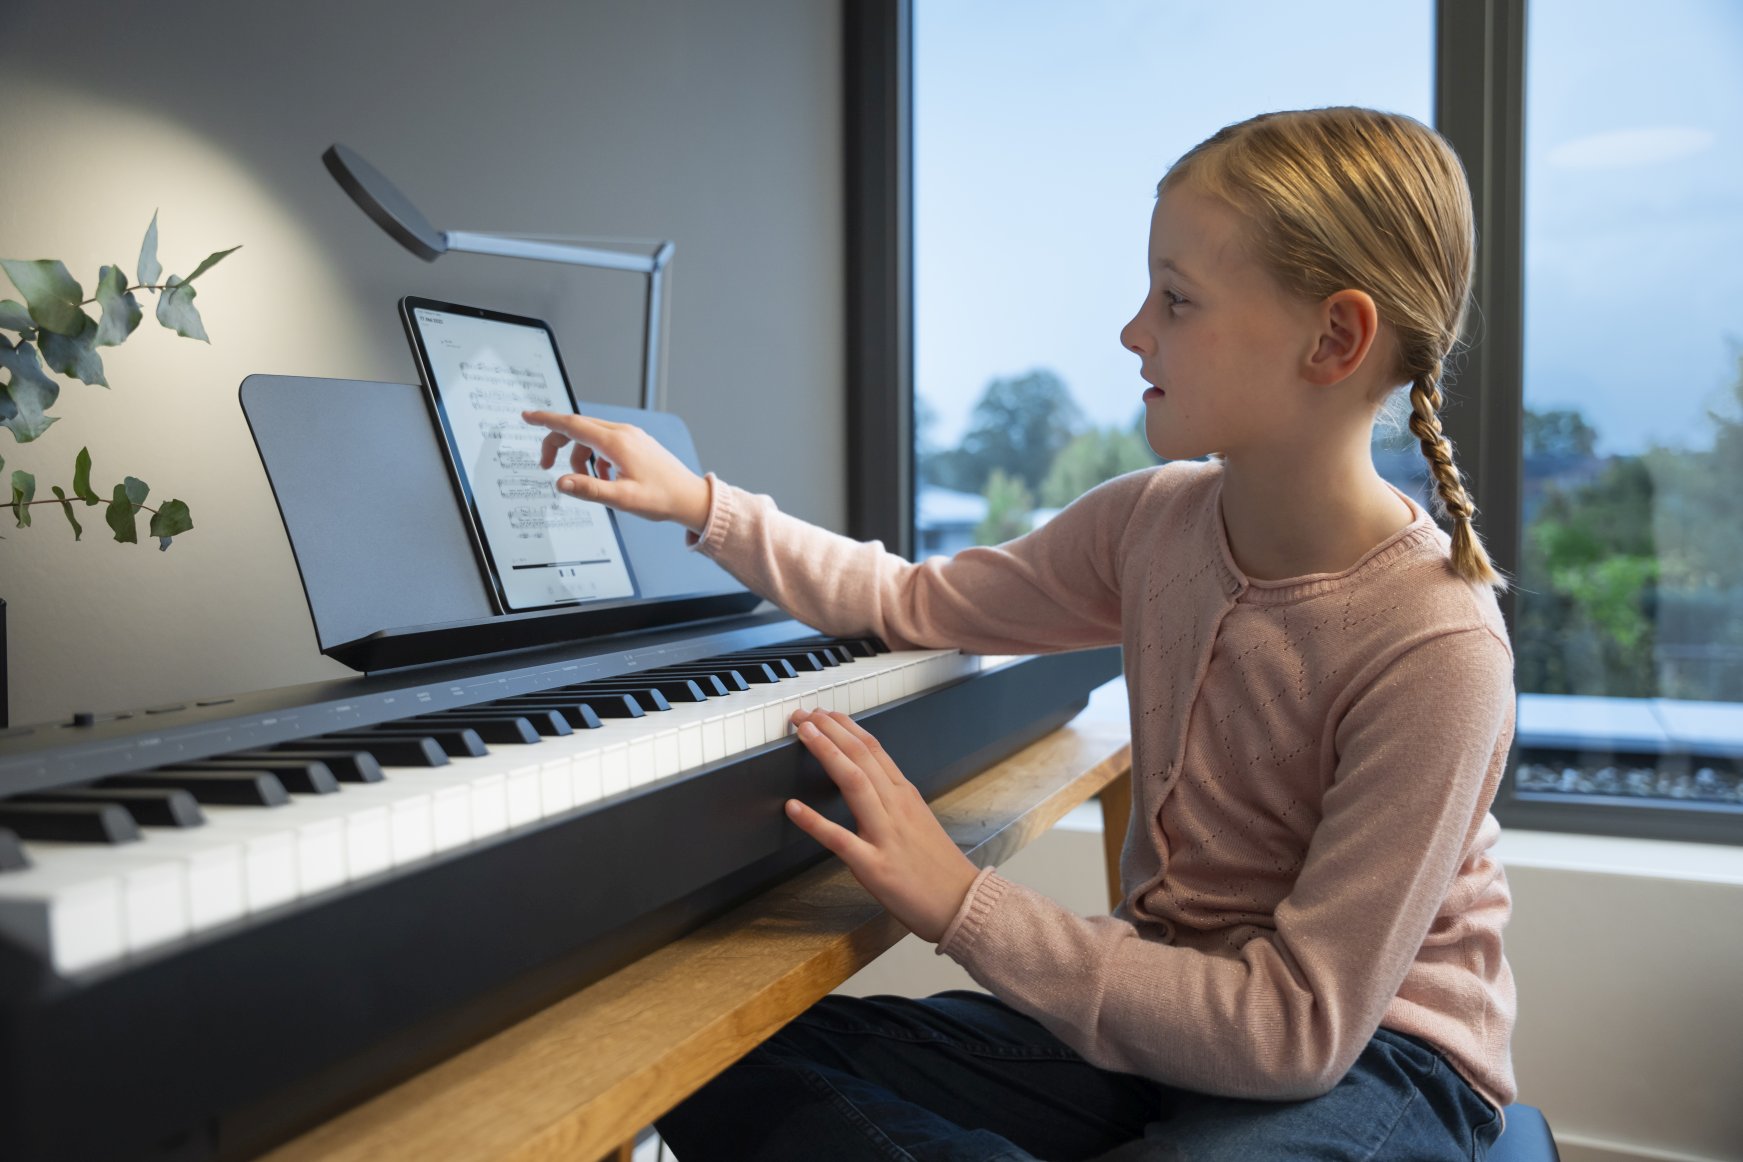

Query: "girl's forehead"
left=1149, top=186, right=1251, bottom=281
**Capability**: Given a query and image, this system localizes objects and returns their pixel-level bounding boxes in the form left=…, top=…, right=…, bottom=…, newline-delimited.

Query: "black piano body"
left=0, top=608, right=1120, bottom=1161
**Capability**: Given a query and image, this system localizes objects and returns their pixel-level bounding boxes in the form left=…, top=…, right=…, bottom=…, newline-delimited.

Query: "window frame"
left=843, top=0, right=1743, bottom=845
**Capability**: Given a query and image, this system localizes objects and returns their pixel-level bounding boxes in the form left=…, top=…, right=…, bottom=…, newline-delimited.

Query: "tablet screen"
left=402, top=299, right=638, bottom=613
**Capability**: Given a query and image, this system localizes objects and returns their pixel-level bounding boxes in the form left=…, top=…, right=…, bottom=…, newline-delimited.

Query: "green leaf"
left=155, top=276, right=208, bottom=342
left=93, top=265, right=142, bottom=347
left=0, top=341, right=62, bottom=442
left=50, top=485, right=82, bottom=540
left=105, top=476, right=148, bottom=543
left=10, top=469, right=34, bottom=528
left=149, top=497, right=192, bottom=549
left=0, top=299, right=34, bottom=339
left=0, top=259, right=86, bottom=336
left=138, top=210, right=162, bottom=287
left=72, top=446, right=100, bottom=504
left=182, top=245, right=240, bottom=286
left=39, top=312, right=107, bottom=387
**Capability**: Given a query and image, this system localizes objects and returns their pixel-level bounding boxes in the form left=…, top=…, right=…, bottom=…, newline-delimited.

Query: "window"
left=912, top=0, right=1434, bottom=555
left=850, top=0, right=1743, bottom=843
left=1510, top=0, right=1743, bottom=832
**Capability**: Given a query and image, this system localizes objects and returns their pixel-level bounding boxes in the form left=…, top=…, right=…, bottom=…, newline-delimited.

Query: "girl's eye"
left=1163, top=289, right=1187, bottom=308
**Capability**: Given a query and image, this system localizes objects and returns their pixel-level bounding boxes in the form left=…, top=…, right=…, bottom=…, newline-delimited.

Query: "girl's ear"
left=1303, top=289, right=1380, bottom=386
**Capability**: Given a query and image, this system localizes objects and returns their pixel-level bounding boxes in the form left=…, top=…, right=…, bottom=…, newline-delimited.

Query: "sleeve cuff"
left=934, top=865, right=1009, bottom=959
left=683, top=472, right=735, bottom=555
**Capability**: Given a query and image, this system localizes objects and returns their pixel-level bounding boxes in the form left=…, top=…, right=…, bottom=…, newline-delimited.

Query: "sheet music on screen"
left=413, top=307, right=636, bottom=611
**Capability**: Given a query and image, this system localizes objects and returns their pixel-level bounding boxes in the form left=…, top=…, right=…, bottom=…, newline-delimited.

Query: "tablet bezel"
left=398, top=295, right=640, bottom=616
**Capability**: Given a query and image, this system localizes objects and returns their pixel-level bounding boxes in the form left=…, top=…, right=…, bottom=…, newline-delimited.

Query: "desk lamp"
left=322, top=143, right=675, bottom=410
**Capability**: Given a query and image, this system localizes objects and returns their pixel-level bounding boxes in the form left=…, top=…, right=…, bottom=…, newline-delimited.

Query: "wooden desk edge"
left=267, top=708, right=1133, bottom=1162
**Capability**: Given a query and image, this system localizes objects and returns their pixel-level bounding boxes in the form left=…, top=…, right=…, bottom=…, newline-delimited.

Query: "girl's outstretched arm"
left=522, top=409, right=1149, bottom=655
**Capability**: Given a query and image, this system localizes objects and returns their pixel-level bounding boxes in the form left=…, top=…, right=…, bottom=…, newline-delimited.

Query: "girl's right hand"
left=520, top=409, right=713, bottom=533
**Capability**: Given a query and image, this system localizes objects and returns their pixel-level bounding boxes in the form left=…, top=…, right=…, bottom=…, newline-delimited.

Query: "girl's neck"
left=1214, top=450, right=1417, bottom=583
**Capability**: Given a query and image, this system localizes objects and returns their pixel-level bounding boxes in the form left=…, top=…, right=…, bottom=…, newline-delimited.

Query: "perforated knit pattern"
left=692, top=461, right=1517, bottom=1111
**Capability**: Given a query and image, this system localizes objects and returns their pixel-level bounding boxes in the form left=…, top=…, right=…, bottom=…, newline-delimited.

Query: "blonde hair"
left=1162, top=107, right=1509, bottom=592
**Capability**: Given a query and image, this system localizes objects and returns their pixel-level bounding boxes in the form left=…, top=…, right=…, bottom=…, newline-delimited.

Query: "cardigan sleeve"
left=935, top=626, right=1516, bottom=1100
left=683, top=466, right=1169, bottom=655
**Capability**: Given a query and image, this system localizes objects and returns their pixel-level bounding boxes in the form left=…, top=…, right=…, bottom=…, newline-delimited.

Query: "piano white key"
left=0, top=857, right=124, bottom=974
left=116, top=827, right=246, bottom=932
left=22, top=843, right=188, bottom=957
left=202, top=805, right=346, bottom=898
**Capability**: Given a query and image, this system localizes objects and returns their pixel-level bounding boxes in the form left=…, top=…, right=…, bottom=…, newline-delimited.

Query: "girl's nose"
left=1119, top=315, right=1148, bottom=357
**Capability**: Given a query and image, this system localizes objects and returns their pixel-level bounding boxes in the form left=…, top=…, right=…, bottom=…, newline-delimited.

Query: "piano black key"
left=564, top=685, right=671, bottom=712
left=645, top=670, right=736, bottom=696
left=20, top=788, right=205, bottom=829
left=239, top=749, right=386, bottom=783
left=578, top=679, right=705, bottom=704
left=0, top=802, right=142, bottom=844
left=326, top=728, right=488, bottom=758
left=104, top=771, right=292, bottom=807
left=563, top=693, right=646, bottom=719
left=414, top=714, right=552, bottom=743
left=477, top=699, right=604, bottom=730
left=712, top=653, right=800, bottom=679
left=0, top=827, right=26, bottom=871
left=272, top=738, right=447, bottom=769
left=176, top=759, right=341, bottom=795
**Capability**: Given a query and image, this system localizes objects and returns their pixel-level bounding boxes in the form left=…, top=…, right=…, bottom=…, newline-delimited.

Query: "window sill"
left=1495, top=827, right=1743, bottom=885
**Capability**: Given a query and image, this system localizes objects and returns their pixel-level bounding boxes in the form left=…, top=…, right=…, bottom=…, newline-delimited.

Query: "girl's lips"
left=1143, top=386, right=1165, bottom=400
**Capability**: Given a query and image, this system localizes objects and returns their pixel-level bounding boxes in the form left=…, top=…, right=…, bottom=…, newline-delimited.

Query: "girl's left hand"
left=785, top=708, right=982, bottom=944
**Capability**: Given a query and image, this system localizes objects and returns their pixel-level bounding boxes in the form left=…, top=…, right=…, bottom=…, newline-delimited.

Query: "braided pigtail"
left=1407, top=371, right=1509, bottom=592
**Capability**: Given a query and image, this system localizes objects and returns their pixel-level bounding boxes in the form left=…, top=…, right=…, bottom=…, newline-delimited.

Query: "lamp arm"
left=442, top=230, right=659, bottom=273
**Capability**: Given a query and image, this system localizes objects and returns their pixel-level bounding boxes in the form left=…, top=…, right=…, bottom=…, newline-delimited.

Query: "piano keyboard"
left=0, top=636, right=978, bottom=975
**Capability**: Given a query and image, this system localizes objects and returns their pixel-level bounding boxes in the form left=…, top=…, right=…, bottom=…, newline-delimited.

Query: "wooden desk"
left=266, top=680, right=1134, bottom=1162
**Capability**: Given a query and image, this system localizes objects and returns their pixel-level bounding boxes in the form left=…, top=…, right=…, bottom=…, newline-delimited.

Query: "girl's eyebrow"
left=1150, top=257, right=1200, bottom=285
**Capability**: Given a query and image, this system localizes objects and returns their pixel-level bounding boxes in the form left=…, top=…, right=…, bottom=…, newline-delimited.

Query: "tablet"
left=399, top=296, right=638, bottom=614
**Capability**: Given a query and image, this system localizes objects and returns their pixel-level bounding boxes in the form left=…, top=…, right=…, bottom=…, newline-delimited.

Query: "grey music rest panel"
left=239, top=374, right=746, bottom=654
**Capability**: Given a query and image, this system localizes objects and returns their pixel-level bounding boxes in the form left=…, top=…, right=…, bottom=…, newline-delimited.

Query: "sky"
left=914, top=0, right=1743, bottom=458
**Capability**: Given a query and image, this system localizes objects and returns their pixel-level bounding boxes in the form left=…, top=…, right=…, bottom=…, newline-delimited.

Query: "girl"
left=524, top=106, right=1516, bottom=1161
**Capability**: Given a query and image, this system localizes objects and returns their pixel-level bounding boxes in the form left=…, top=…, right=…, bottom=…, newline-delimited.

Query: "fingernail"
left=799, top=721, right=817, bottom=738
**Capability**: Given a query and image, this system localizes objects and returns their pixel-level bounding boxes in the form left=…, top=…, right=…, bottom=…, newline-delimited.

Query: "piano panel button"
left=178, top=759, right=341, bottom=796
left=106, top=771, right=291, bottom=808
left=413, top=715, right=547, bottom=744
left=0, top=859, right=125, bottom=973
left=0, top=827, right=28, bottom=872
left=19, top=788, right=205, bottom=829
left=26, top=843, right=190, bottom=954
left=0, top=802, right=143, bottom=845
left=329, top=727, right=488, bottom=759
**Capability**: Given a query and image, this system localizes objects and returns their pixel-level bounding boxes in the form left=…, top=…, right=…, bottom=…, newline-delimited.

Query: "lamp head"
left=322, top=143, right=448, bottom=262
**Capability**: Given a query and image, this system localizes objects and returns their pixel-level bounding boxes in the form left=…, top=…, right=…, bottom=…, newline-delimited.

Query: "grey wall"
left=0, top=0, right=844, bottom=727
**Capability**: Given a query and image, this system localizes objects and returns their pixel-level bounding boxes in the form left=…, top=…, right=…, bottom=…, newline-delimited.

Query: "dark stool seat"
left=1489, top=1103, right=1558, bottom=1162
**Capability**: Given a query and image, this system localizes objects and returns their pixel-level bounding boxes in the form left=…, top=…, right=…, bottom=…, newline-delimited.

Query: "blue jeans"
left=656, top=990, right=1502, bottom=1161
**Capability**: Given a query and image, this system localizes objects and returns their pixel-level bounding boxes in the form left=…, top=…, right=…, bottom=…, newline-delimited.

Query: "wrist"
left=679, top=473, right=712, bottom=534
